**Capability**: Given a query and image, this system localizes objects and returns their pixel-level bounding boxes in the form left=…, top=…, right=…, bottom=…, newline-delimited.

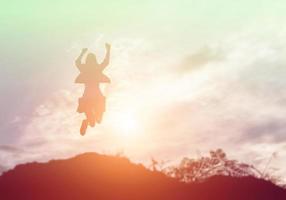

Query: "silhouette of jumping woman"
left=75, top=43, right=111, bottom=135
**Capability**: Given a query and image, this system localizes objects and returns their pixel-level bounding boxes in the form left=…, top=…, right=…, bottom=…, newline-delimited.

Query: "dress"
left=75, top=63, right=110, bottom=119
left=77, top=82, right=105, bottom=116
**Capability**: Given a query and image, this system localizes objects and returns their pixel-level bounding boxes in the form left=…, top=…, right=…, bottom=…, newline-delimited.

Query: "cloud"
left=178, top=46, right=224, bottom=72
left=0, top=145, right=21, bottom=153
left=1, top=30, right=286, bottom=182
left=149, top=30, right=286, bottom=180
left=0, top=165, right=6, bottom=174
left=244, top=120, right=286, bottom=143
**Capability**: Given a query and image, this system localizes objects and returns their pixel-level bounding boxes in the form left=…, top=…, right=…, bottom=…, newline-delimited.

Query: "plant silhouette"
left=0, top=152, right=285, bottom=200
left=164, top=149, right=263, bottom=183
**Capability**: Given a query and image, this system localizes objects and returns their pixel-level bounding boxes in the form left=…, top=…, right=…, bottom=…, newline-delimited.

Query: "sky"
left=1, top=0, right=286, bottom=182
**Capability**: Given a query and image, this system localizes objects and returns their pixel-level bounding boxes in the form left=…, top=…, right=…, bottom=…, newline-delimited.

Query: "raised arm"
left=99, top=43, right=111, bottom=71
left=75, top=48, right=88, bottom=71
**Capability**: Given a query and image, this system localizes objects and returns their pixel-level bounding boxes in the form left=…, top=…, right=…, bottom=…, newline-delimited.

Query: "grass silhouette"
left=0, top=152, right=285, bottom=200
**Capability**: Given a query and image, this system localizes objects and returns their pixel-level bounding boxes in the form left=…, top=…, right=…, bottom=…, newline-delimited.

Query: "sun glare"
left=113, top=112, right=140, bottom=137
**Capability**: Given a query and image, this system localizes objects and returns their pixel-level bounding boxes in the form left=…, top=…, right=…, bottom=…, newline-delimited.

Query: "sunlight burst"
left=113, top=112, right=140, bottom=137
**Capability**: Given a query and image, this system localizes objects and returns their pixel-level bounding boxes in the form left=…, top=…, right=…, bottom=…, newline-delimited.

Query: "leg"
left=80, top=119, right=88, bottom=136
left=95, top=110, right=103, bottom=123
left=80, top=109, right=95, bottom=136
left=86, top=110, right=96, bottom=127
left=94, top=95, right=105, bottom=123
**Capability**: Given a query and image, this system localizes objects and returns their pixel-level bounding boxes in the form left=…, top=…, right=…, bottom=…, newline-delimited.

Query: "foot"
left=80, top=119, right=88, bottom=136
left=95, top=112, right=103, bottom=124
left=89, top=117, right=96, bottom=127
left=86, top=112, right=96, bottom=127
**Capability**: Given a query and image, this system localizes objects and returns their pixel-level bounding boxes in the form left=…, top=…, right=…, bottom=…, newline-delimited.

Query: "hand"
left=81, top=48, right=88, bottom=53
left=105, top=43, right=111, bottom=50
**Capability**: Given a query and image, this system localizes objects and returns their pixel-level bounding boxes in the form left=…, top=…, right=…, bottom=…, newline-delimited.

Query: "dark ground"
left=0, top=152, right=285, bottom=200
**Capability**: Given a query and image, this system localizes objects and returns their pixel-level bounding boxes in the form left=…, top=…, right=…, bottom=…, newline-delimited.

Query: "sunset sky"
left=1, top=0, right=286, bottom=181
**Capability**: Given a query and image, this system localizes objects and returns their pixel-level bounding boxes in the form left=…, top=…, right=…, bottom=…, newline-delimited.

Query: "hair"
left=86, top=53, right=98, bottom=65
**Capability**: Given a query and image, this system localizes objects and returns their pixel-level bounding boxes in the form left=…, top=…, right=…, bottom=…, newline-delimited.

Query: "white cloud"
left=2, top=30, right=286, bottom=183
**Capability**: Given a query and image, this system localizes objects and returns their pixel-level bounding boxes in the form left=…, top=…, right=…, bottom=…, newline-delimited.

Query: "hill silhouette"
left=0, top=152, right=285, bottom=200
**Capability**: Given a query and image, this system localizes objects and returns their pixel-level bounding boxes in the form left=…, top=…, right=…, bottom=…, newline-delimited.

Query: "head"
left=86, top=53, right=98, bottom=65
